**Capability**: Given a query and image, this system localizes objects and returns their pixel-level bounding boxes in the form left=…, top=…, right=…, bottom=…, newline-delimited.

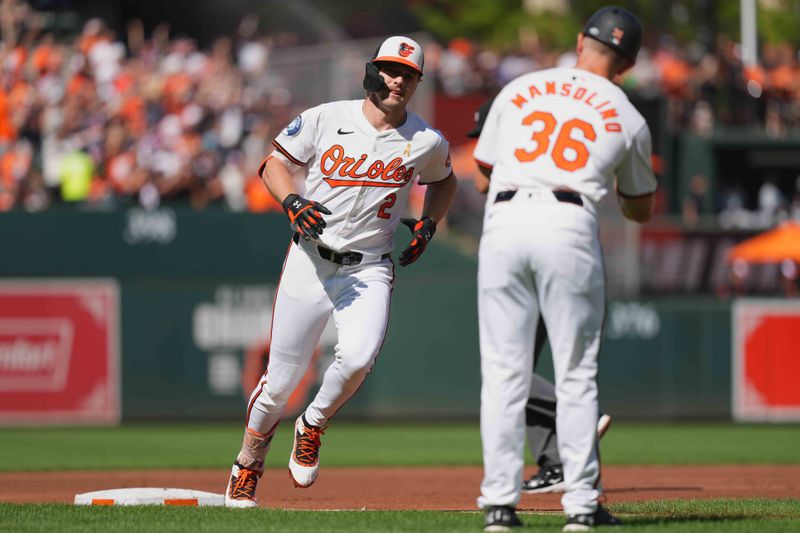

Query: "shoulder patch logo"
left=283, top=115, right=303, bottom=136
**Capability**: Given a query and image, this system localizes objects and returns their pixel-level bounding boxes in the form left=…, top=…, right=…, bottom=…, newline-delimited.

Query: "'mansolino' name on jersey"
left=509, top=79, right=623, bottom=133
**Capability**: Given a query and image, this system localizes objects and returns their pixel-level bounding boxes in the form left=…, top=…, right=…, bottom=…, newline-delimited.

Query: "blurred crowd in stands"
left=0, top=1, right=295, bottom=213
left=1, top=0, right=800, bottom=225
left=430, top=32, right=800, bottom=136
left=681, top=172, right=800, bottom=229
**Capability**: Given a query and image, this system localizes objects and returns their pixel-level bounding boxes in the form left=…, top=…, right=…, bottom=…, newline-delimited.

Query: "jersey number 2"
left=377, top=193, right=396, bottom=219
left=514, top=111, right=596, bottom=171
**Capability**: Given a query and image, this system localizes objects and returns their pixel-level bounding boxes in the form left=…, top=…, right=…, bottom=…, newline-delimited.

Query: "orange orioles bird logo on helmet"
left=398, top=42, right=415, bottom=57
left=611, top=28, right=624, bottom=44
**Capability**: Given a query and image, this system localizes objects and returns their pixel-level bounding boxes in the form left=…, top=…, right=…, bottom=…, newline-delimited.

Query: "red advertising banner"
left=0, top=280, right=120, bottom=425
left=733, top=299, right=800, bottom=422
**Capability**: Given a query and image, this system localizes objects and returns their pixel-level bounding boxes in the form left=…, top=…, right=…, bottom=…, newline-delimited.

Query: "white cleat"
left=224, top=462, right=259, bottom=508
left=288, top=415, right=325, bottom=488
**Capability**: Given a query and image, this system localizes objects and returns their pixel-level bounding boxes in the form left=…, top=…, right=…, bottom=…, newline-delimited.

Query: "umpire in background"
left=469, top=101, right=612, bottom=496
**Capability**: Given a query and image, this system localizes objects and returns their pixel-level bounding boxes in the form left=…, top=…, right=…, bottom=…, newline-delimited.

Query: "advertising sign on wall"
left=733, top=299, right=800, bottom=422
left=0, top=280, right=120, bottom=425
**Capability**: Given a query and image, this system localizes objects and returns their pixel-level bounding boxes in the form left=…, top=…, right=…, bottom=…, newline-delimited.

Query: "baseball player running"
left=224, top=36, right=457, bottom=507
left=474, top=7, right=656, bottom=531
left=469, top=100, right=613, bottom=497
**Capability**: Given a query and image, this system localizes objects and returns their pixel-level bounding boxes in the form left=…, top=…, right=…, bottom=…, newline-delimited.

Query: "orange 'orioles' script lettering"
left=320, top=145, right=415, bottom=187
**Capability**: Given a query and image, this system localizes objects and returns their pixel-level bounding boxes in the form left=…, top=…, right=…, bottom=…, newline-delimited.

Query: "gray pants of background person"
left=527, top=373, right=560, bottom=467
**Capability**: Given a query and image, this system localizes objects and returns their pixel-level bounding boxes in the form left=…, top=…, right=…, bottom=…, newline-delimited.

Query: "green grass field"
left=1, top=422, right=799, bottom=532
left=1, top=421, right=800, bottom=471
left=1, top=500, right=799, bottom=532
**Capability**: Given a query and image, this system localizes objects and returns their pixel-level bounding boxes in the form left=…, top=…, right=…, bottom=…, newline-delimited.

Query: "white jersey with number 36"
left=270, top=99, right=452, bottom=255
left=473, top=67, right=656, bottom=206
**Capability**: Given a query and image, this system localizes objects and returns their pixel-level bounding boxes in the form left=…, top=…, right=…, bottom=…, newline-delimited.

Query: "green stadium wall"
left=1, top=209, right=732, bottom=421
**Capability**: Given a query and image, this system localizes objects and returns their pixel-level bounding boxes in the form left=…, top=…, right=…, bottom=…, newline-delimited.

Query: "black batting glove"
left=399, top=217, right=436, bottom=267
left=282, top=193, right=332, bottom=241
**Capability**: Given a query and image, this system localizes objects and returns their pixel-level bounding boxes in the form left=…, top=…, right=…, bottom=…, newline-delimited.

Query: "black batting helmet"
left=582, top=6, right=642, bottom=61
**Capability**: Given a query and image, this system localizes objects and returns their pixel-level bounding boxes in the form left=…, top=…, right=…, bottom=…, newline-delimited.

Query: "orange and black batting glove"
left=399, top=217, right=436, bottom=267
left=282, top=193, right=332, bottom=241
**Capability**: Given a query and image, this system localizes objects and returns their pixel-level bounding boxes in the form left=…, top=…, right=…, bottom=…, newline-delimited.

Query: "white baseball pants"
left=245, top=239, right=393, bottom=436
left=477, top=196, right=604, bottom=516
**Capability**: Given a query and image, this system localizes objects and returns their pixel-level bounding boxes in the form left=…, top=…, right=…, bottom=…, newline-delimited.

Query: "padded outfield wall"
left=0, top=208, right=735, bottom=422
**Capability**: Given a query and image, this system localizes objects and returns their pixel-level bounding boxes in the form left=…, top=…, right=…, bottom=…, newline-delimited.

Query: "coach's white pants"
left=477, top=198, right=604, bottom=516
left=246, top=240, right=393, bottom=435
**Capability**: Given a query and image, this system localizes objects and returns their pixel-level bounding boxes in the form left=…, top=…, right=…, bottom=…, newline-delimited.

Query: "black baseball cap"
left=466, top=98, right=494, bottom=138
left=582, top=6, right=642, bottom=61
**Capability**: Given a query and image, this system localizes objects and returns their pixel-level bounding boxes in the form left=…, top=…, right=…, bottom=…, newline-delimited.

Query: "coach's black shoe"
left=484, top=505, right=522, bottom=532
left=521, top=465, right=565, bottom=493
left=562, top=505, right=622, bottom=531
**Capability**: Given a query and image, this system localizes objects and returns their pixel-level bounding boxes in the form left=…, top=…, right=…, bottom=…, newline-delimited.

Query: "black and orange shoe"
left=288, top=414, right=325, bottom=488
left=225, top=462, right=260, bottom=508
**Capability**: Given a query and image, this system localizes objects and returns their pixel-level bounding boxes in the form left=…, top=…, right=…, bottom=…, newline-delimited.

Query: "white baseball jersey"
left=270, top=99, right=452, bottom=254
left=473, top=66, right=656, bottom=206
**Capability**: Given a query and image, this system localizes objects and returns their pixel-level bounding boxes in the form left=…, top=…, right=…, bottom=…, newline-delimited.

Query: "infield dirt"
left=1, top=465, right=798, bottom=509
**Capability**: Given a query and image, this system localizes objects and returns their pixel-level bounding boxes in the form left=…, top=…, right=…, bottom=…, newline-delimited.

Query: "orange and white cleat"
left=288, top=415, right=325, bottom=488
left=225, top=462, right=260, bottom=508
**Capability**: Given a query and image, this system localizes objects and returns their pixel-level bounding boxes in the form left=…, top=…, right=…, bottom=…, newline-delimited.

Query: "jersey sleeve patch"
left=283, top=115, right=303, bottom=136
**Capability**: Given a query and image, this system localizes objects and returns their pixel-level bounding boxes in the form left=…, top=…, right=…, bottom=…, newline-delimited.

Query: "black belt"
left=293, top=233, right=390, bottom=266
left=494, top=190, right=583, bottom=207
